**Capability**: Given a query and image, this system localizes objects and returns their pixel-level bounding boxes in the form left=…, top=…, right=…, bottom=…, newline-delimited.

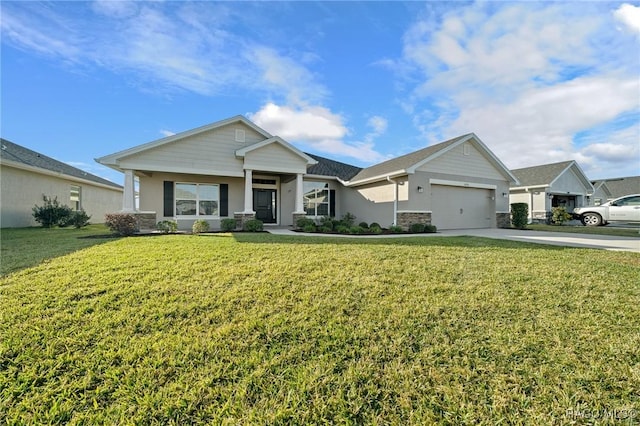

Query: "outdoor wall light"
left=502, top=192, right=508, bottom=198
left=417, top=186, right=424, bottom=193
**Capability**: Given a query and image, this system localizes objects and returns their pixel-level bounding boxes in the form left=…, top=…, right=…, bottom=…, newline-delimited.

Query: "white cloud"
left=614, top=3, right=640, bottom=34
left=92, top=0, right=138, bottom=19
left=159, top=129, right=176, bottom=137
left=367, top=116, right=388, bottom=135
left=249, top=103, right=386, bottom=163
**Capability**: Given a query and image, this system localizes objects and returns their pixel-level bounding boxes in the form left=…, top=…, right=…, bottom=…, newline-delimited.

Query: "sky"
left=1, top=0, right=639, bottom=185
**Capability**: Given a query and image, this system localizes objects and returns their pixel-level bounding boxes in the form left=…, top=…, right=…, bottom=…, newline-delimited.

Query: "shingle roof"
left=592, top=176, right=640, bottom=198
left=349, top=134, right=472, bottom=183
left=305, top=153, right=362, bottom=181
left=510, top=160, right=574, bottom=187
left=1, top=138, right=122, bottom=189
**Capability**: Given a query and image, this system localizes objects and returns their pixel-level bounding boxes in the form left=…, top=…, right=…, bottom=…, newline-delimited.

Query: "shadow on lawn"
left=230, top=232, right=568, bottom=251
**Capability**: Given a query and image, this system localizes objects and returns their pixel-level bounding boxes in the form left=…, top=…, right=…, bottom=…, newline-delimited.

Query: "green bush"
left=105, top=213, right=138, bottom=236
left=424, top=224, right=437, bottom=233
left=358, top=221, right=369, bottom=229
left=510, top=203, right=529, bottom=229
left=303, top=223, right=317, bottom=233
left=192, top=220, right=210, bottom=235
left=409, top=223, right=425, bottom=233
left=389, top=225, right=404, bottom=234
left=296, top=217, right=316, bottom=230
left=551, top=207, right=572, bottom=225
left=342, top=212, right=356, bottom=227
left=369, top=224, right=383, bottom=234
left=336, top=225, right=350, bottom=234
left=32, top=195, right=73, bottom=228
left=156, top=220, right=177, bottom=234
left=369, top=222, right=381, bottom=229
left=349, top=226, right=366, bottom=234
left=319, top=216, right=334, bottom=230
left=63, top=209, right=91, bottom=228
left=220, top=218, right=237, bottom=232
left=320, top=226, right=333, bottom=233
left=244, top=219, right=263, bottom=232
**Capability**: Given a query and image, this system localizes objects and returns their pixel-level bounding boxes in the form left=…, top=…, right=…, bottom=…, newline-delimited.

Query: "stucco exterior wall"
left=0, top=165, right=122, bottom=228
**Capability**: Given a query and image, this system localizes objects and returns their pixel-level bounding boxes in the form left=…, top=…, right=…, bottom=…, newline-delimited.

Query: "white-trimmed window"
left=70, top=185, right=81, bottom=211
left=175, top=183, right=219, bottom=217
left=304, top=182, right=330, bottom=216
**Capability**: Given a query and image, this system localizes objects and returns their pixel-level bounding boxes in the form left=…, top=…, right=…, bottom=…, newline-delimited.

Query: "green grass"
left=527, top=223, right=640, bottom=238
left=1, top=231, right=639, bottom=424
left=0, top=225, right=116, bottom=276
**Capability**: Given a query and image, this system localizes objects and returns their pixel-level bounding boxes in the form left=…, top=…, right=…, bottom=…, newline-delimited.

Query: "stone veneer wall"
left=234, top=213, right=256, bottom=230
left=397, top=211, right=432, bottom=231
left=496, top=212, right=511, bottom=228
left=132, top=212, right=157, bottom=231
left=292, top=213, right=307, bottom=229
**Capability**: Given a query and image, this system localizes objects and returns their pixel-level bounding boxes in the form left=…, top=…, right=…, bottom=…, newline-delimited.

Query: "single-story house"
left=591, top=176, right=640, bottom=202
left=96, top=115, right=519, bottom=231
left=509, top=160, right=594, bottom=223
left=0, top=139, right=123, bottom=228
left=589, top=180, right=613, bottom=206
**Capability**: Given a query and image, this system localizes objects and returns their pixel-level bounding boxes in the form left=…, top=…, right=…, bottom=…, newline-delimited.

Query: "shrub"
left=156, top=220, right=177, bottom=234
left=320, top=226, right=333, bottom=233
left=32, top=195, right=73, bottom=228
left=424, top=224, right=437, bottom=233
left=244, top=219, right=263, bottom=232
left=358, top=221, right=369, bottom=229
left=551, top=207, right=572, bottom=225
left=105, top=213, right=138, bottom=236
left=336, top=225, right=350, bottom=234
left=369, top=224, right=382, bottom=234
left=296, top=217, right=316, bottom=230
left=303, top=223, right=317, bottom=233
left=349, top=225, right=366, bottom=234
left=192, top=220, right=210, bottom=235
left=409, top=223, right=425, bottom=233
left=369, top=222, right=381, bottom=229
left=64, top=209, right=91, bottom=228
left=220, top=218, right=237, bottom=232
left=510, top=203, right=529, bottom=229
left=341, top=212, right=356, bottom=227
left=389, top=225, right=404, bottom=234
left=319, top=216, right=334, bottom=230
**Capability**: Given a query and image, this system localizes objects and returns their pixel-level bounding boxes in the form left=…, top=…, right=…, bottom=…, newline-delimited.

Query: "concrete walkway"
left=267, top=227, right=640, bottom=253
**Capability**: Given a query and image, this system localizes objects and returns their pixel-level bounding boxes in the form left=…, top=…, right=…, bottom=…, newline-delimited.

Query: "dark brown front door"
left=253, top=189, right=276, bottom=223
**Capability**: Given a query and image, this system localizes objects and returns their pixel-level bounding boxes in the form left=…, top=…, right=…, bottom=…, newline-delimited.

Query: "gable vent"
left=235, top=129, right=245, bottom=143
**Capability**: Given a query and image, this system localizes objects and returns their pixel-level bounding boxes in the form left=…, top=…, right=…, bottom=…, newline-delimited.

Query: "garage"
left=431, top=184, right=495, bottom=229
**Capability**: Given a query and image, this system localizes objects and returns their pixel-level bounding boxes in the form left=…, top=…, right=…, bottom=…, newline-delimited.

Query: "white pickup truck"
left=573, top=194, right=640, bottom=226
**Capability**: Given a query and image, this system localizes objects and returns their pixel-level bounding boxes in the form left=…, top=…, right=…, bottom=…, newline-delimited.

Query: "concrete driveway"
left=439, top=228, right=640, bottom=252
left=268, top=227, right=640, bottom=252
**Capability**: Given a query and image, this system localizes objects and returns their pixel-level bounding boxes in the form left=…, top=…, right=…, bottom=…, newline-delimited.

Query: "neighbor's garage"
left=431, top=185, right=495, bottom=229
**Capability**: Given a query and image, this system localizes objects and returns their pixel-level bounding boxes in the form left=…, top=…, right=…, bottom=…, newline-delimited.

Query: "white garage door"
left=431, top=185, right=494, bottom=230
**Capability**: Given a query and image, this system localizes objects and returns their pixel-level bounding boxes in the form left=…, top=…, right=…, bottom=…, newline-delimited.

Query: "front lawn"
left=1, top=232, right=638, bottom=424
left=527, top=223, right=640, bottom=238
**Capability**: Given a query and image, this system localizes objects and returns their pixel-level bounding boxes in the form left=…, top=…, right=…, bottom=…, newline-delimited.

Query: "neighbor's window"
left=175, top=183, right=219, bottom=216
left=70, top=185, right=81, bottom=210
left=304, top=182, right=330, bottom=216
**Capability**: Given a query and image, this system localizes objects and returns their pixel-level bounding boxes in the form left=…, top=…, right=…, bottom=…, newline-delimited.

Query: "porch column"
left=122, top=169, right=136, bottom=212
left=243, top=169, right=254, bottom=213
left=294, top=173, right=305, bottom=213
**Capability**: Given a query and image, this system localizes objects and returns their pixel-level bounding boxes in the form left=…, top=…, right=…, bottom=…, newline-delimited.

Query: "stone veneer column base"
left=234, top=212, right=256, bottom=230
left=397, top=211, right=432, bottom=231
left=496, top=212, right=511, bottom=228
left=292, top=213, right=307, bottom=229
left=131, top=212, right=157, bottom=231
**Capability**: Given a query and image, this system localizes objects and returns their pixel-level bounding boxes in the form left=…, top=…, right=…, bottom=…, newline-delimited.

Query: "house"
left=509, top=160, right=594, bottom=223
left=96, top=115, right=518, bottom=231
left=0, top=139, right=123, bottom=228
left=591, top=176, right=640, bottom=202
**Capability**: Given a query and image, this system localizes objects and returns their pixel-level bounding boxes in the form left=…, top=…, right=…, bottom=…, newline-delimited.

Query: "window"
left=304, top=182, right=330, bottom=216
left=615, top=196, right=640, bottom=206
left=175, top=183, right=219, bottom=216
left=70, top=185, right=81, bottom=210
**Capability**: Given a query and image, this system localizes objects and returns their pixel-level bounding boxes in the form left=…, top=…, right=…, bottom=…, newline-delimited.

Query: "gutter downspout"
left=387, top=176, right=398, bottom=226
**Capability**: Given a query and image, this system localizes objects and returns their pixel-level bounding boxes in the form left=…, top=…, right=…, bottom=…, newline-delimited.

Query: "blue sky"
left=1, top=1, right=639, bottom=185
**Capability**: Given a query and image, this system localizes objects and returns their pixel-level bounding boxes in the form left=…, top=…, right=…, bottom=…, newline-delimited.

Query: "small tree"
left=510, top=203, right=529, bottom=229
left=32, top=195, right=73, bottom=228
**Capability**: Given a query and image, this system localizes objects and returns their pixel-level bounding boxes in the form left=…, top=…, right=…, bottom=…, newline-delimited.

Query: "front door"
left=253, top=189, right=277, bottom=223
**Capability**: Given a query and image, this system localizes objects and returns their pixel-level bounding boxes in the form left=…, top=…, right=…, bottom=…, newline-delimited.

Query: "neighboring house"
left=96, top=115, right=518, bottom=231
left=0, top=139, right=123, bottom=228
left=509, top=160, right=594, bottom=223
left=591, top=176, right=640, bottom=202
left=589, top=180, right=613, bottom=206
